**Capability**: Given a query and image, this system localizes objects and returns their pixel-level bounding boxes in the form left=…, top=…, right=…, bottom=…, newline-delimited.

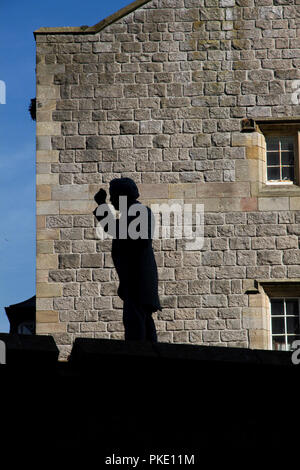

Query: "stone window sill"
left=257, top=183, right=300, bottom=197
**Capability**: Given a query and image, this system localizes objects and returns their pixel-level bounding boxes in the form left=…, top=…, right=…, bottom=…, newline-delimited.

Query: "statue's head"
left=109, top=177, right=140, bottom=210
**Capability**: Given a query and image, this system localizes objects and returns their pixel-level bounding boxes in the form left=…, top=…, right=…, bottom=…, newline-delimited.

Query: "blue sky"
left=0, top=0, right=130, bottom=332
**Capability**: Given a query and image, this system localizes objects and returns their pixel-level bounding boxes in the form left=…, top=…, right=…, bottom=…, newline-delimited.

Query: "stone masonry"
left=35, top=0, right=300, bottom=359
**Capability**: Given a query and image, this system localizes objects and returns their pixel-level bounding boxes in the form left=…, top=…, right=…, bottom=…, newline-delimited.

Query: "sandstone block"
left=36, top=122, right=61, bottom=136
left=283, top=250, right=300, bottom=265
left=256, top=224, right=286, bottom=237
left=36, top=323, right=67, bottom=333
left=37, top=254, right=58, bottom=269
left=246, top=266, right=270, bottom=278
left=59, top=254, right=81, bottom=269
left=37, top=185, right=51, bottom=201
left=60, top=200, right=95, bottom=214
left=36, top=270, right=49, bottom=282
left=46, top=216, right=72, bottom=228
left=184, top=320, right=207, bottom=330
left=37, top=174, right=59, bottom=185
left=276, top=235, right=298, bottom=249
left=37, top=201, right=59, bottom=215
left=81, top=254, right=103, bottom=267
left=174, top=309, right=196, bottom=320
left=37, top=240, right=53, bottom=254
left=220, top=330, right=247, bottom=341
left=237, top=250, right=256, bottom=266
left=49, top=269, right=75, bottom=282
left=178, top=295, right=201, bottom=307
left=36, top=282, right=62, bottom=297
left=51, top=184, right=89, bottom=200
left=258, top=197, right=289, bottom=211
left=257, top=250, right=282, bottom=265
left=165, top=281, right=188, bottom=295
left=215, top=266, right=246, bottom=279
left=290, top=197, right=300, bottom=210
left=211, top=280, right=231, bottom=294
left=36, top=311, right=59, bottom=323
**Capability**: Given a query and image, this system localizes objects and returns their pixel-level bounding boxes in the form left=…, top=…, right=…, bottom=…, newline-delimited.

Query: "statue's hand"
left=94, top=188, right=107, bottom=205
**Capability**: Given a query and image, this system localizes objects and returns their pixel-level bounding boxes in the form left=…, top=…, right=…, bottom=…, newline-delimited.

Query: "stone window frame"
left=240, top=117, right=300, bottom=199
left=257, top=123, right=300, bottom=187
left=245, top=279, right=300, bottom=350
left=269, top=297, right=300, bottom=351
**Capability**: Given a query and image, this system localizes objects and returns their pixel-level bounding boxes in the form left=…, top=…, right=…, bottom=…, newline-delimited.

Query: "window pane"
left=267, top=166, right=280, bottom=180
left=272, top=336, right=286, bottom=351
left=272, top=317, right=285, bottom=334
left=270, top=299, right=284, bottom=315
left=281, top=151, right=294, bottom=165
left=282, top=166, right=294, bottom=181
left=287, top=317, right=300, bottom=334
left=266, top=138, right=279, bottom=151
left=267, top=152, right=280, bottom=165
left=280, top=137, right=294, bottom=151
left=286, top=299, right=299, bottom=316
left=271, top=299, right=300, bottom=351
left=287, top=335, right=300, bottom=351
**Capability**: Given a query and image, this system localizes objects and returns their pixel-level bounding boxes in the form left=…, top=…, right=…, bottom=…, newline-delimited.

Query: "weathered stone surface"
left=59, top=254, right=81, bottom=269
left=81, top=254, right=103, bottom=268
left=283, top=250, right=300, bottom=265
left=49, top=270, right=75, bottom=282
left=220, top=330, right=247, bottom=342
left=35, top=0, right=300, bottom=355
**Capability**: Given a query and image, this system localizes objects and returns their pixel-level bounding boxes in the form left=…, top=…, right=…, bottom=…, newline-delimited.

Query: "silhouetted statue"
left=93, top=178, right=161, bottom=342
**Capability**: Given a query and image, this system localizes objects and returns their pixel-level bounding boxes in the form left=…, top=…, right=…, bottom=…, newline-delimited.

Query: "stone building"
left=35, top=0, right=300, bottom=359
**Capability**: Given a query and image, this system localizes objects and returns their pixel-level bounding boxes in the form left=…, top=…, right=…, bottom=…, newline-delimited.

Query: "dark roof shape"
left=34, top=0, right=152, bottom=37
left=5, top=296, right=36, bottom=333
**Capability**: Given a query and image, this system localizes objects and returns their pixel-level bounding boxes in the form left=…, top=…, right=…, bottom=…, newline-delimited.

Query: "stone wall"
left=35, top=0, right=300, bottom=359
